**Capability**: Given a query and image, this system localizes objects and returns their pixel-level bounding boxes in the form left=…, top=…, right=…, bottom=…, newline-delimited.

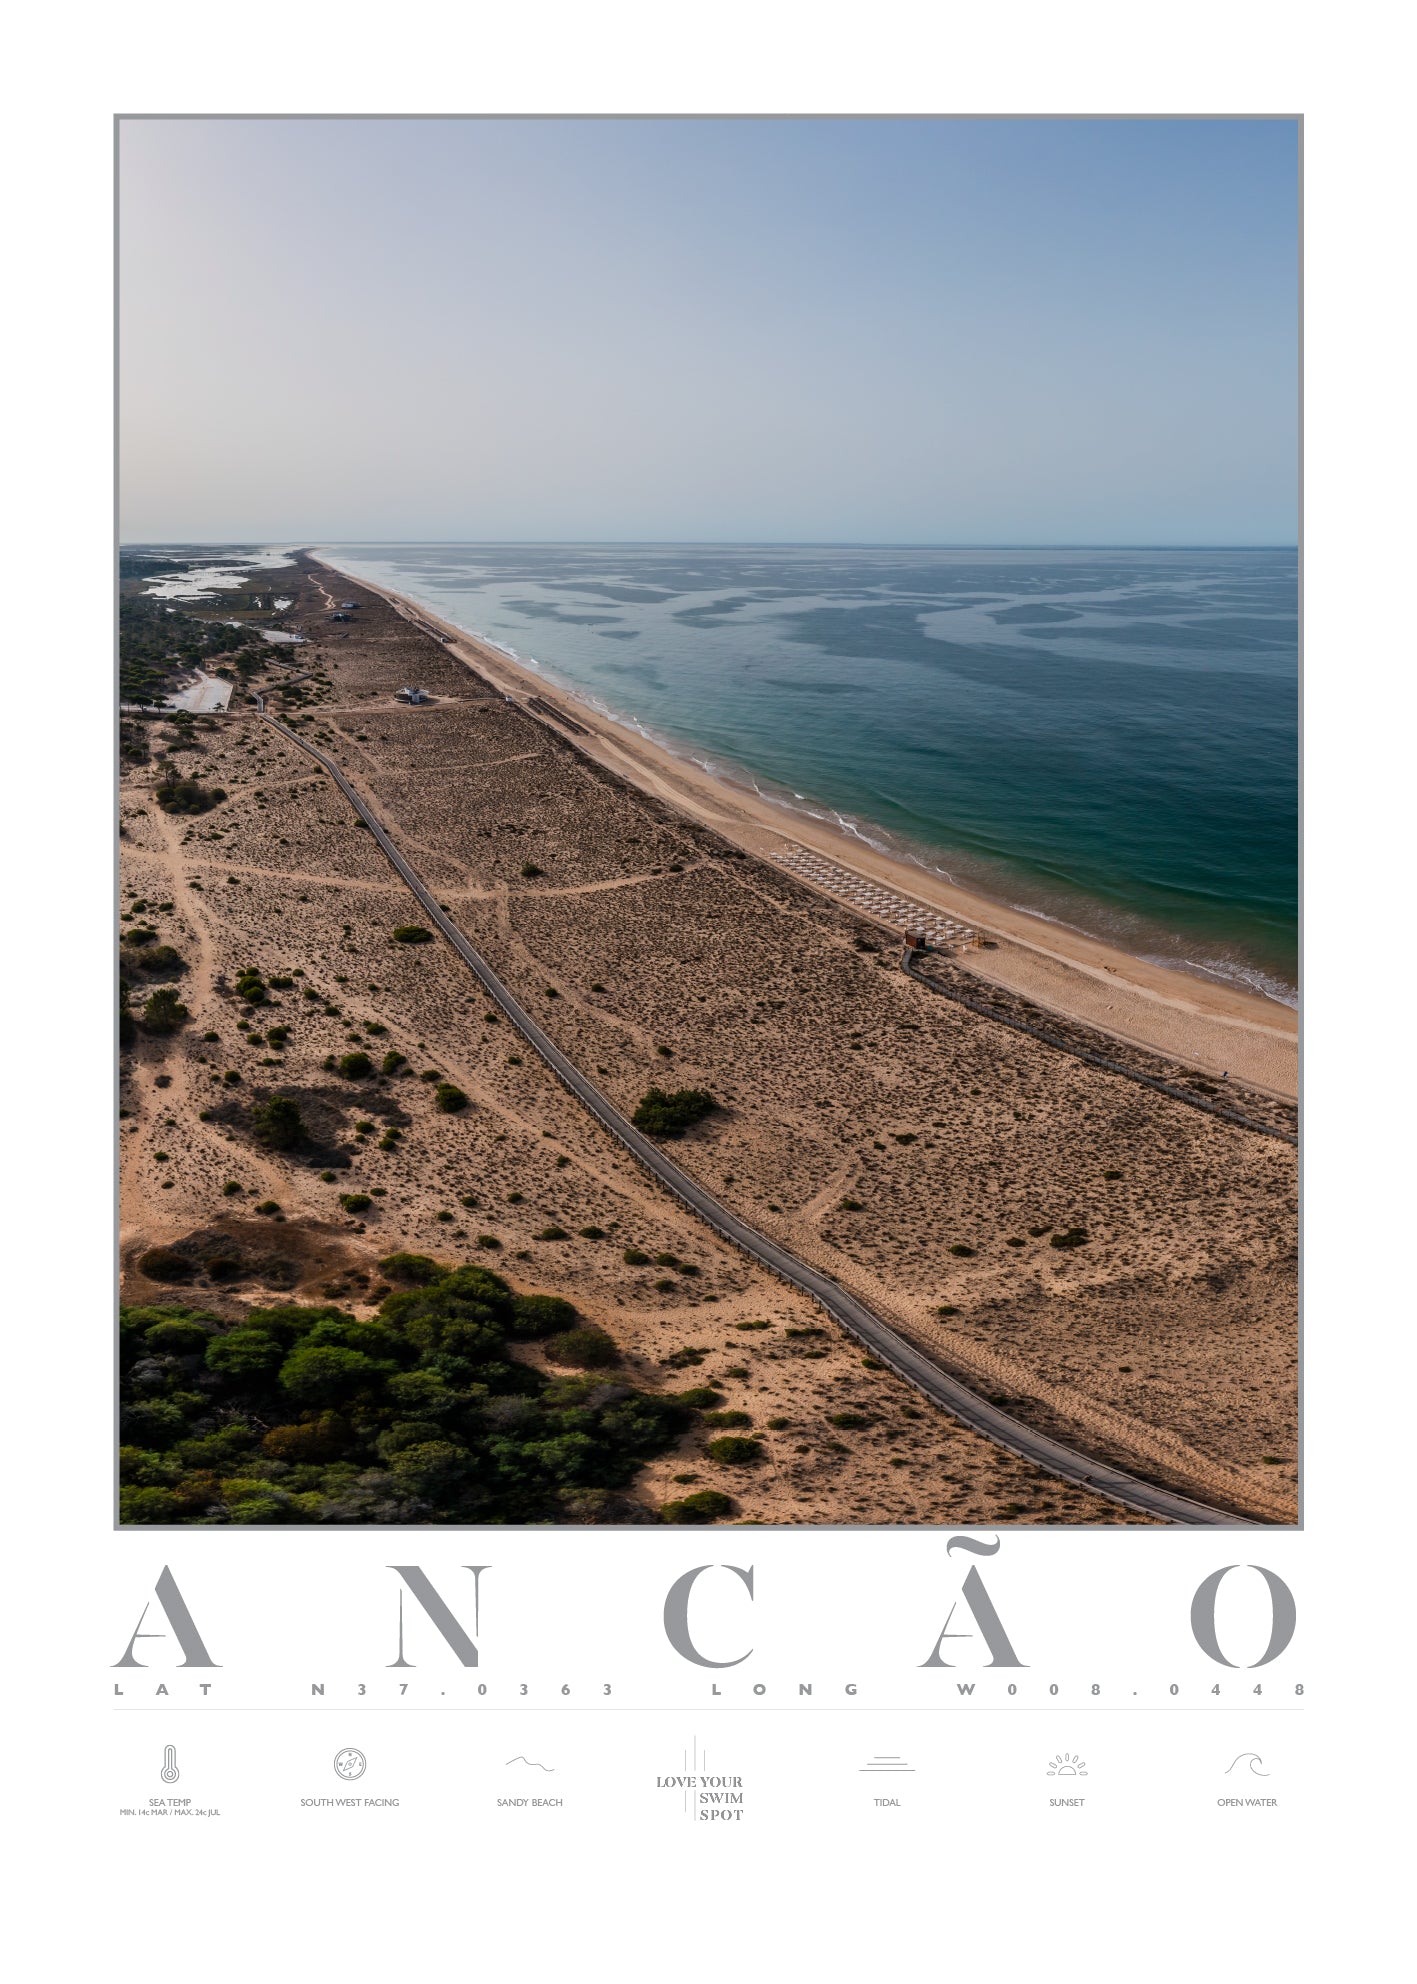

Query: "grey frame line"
left=113, top=110, right=1301, bottom=1533
left=1294, top=116, right=1305, bottom=1530
left=116, top=113, right=1303, bottom=122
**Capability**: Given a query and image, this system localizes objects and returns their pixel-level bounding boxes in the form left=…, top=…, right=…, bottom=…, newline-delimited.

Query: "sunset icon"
left=1047, top=1753, right=1088, bottom=1777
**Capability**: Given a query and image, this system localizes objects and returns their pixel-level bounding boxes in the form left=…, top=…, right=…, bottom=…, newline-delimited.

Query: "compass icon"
left=333, top=1747, right=367, bottom=1781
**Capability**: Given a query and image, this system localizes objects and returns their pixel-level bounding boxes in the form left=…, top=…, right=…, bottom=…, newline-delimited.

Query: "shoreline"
left=313, top=553, right=1298, bottom=1100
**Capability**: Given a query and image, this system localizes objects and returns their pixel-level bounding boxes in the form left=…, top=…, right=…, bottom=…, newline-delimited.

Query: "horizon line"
left=121, top=538, right=1301, bottom=551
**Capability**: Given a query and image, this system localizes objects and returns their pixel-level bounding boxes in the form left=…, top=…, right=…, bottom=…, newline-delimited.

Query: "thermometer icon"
left=160, top=1745, right=180, bottom=1785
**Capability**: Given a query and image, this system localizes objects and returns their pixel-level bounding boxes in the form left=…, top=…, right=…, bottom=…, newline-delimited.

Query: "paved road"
left=254, top=701, right=1262, bottom=1527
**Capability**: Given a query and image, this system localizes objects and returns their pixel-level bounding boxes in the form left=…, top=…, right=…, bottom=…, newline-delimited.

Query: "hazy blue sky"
left=119, top=118, right=1298, bottom=544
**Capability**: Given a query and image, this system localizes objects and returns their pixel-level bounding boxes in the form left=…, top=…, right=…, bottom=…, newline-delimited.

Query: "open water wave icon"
left=1224, top=1753, right=1270, bottom=1778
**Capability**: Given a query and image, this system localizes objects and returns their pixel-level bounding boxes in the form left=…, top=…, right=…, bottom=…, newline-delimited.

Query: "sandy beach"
left=318, top=558, right=1297, bottom=1101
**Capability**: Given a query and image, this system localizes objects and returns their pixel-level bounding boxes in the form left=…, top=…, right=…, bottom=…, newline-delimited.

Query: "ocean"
left=319, top=544, right=1299, bottom=1005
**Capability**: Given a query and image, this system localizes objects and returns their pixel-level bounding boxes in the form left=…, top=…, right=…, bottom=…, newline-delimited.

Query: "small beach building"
left=396, top=686, right=431, bottom=704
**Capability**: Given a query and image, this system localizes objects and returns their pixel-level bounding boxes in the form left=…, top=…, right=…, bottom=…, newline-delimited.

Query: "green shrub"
left=578, top=1226, right=605, bottom=1240
left=155, top=777, right=226, bottom=816
left=144, top=1317, right=212, bottom=1355
left=631, top=1087, right=716, bottom=1137
left=337, top=1051, right=373, bottom=1079
left=142, top=987, right=190, bottom=1034
left=434, top=1082, right=468, bottom=1112
left=509, top=1293, right=578, bottom=1339
left=734, top=1319, right=770, bottom=1331
left=377, top=1251, right=442, bottom=1285
left=381, top=1050, right=406, bottom=1074
left=623, top=1247, right=650, bottom=1266
left=838, top=1197, right=863, bottom=1211
left=205, top=1330, right=285, bottom=1381
left=703, top=1409, right=752, bottom=1428
left=675, top=1386, right=724, bottom=1408
left=827, top=1411, right=870, bottom=1430
left=520, top=862, right=543, bottom=877
left=125, top=942, right=187, bottom=978
left=254, top=1200, right=280, bottom=1217
left=250, top=1094, right=304, bottom=1150
left=1050, top=1227, right=1090, bottom=1250
left=392, top=925, right=433, bottom=944
left=948, top=1243, right=975, bottom=1258
left=544, top=1327, right=620, bottom=1369
left=661, top=1489, right=734, bottom=1525
left=279, top=1343, right=380, bottom=1408
left=222, top=1180, right=242, bottom=1196
left=339, top=1193, right=372, bottom=1213
left=121, top=1486, right=181, bottom=1523
left=536, top=1225, right=568, bottom=1241
left=706, top=1435, right=762, bottom=1465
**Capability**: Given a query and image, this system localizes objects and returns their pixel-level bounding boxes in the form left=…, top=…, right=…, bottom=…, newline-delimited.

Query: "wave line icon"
left=505, top=1756, right=555, bottom=1772
left=1224, top=1753, right=1270, bottom=1777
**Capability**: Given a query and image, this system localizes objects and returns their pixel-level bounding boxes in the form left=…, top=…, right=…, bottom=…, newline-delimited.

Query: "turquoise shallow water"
left=321, top=544, right=1298, bottom=1004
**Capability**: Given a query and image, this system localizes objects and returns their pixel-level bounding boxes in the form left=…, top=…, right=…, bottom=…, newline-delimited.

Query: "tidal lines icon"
left=861, top=1755, right=914, bottom=1773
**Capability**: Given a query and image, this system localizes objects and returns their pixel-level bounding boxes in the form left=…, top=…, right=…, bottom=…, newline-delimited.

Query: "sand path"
left=121, top=805, right=295, bottom=1240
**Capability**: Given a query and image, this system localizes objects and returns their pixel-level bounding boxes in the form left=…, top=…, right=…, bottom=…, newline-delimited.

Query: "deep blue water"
left=321, top=544, right=1298, bottom=1002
